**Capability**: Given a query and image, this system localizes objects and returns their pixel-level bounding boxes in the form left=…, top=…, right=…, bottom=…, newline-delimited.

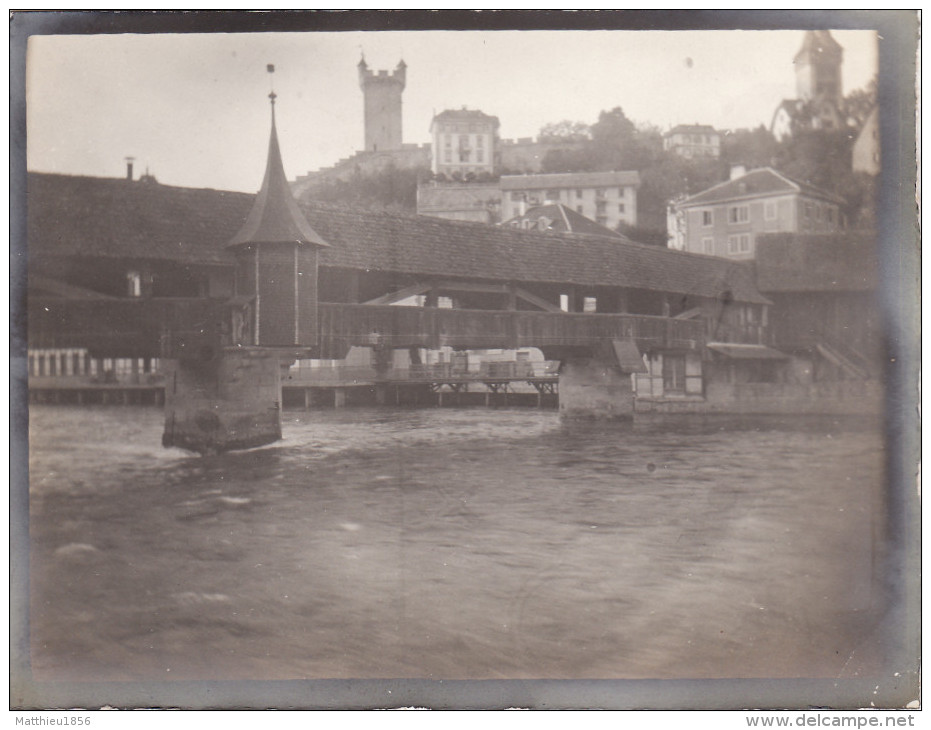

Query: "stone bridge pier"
left=547, top=339, right=648, bottom=420
left=161, top=349, right=284, bottom=455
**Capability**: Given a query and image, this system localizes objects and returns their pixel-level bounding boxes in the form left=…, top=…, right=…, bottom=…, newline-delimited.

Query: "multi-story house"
left=499, top=171, right=640, bottom=230
left=662, top=124, right=721, bottom=159
left=430, top=108, right=500, bottom=178
left=852, top=106, right=880, bottom=176
left=670, top=167, right=844, bottom=260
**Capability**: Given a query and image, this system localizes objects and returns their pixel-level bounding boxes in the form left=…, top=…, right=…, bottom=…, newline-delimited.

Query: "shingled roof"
left=666, top=124, right=719, bottom=137
left=227, top=99, right=329, bottom=249
left=430, top=108, right=500, bottom=128
left=501, top=203, right=624, bottom=239
left=678, top=167, right=845, bottom=207
left=26, top=172, right=768, bottom=304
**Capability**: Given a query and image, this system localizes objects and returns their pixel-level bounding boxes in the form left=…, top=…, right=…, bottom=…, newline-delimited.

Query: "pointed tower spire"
left=228, top=67, right=329, bottom=249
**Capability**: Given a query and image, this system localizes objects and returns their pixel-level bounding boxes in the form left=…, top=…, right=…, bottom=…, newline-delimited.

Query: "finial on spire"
left=267, top=63, right=277, bottom=105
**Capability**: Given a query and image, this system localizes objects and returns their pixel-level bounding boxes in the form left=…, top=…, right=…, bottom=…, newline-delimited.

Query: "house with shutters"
left=669, top=167, right=845, bottom=260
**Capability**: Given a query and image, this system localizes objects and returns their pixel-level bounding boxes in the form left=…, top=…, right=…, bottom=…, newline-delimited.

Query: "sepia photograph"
left=10, top=9, right=921, bottom=714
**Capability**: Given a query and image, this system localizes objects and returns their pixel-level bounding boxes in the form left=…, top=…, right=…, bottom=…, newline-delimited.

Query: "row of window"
left=438, top=123, right=491, bottom=134
left=443, top=149, right=485, bottom=164
left=699, top=234, right=753, bottom=255
left=443, top=134, right=486, bottom=148
left=672, top=133, right=718, bottom=144
left=510, top=187, right=628, bottom=202
left=699, top=199, right=837, bottom=227
left=803, top=201, right=836, bottom=223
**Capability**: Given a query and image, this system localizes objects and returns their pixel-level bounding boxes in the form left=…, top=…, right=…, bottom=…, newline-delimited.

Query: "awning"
left=707, top=343, right=789, bottom=360
left=611, top=339, right=648, bottom=373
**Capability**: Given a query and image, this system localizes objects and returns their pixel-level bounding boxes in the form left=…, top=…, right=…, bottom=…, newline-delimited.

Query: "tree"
left=538, top=120, right=591, bottom=143
left=299, top=163, right=426, bottom=213
left=842, top=76, right=878, bottom=131
left=721, top=125, right=779, bottom=170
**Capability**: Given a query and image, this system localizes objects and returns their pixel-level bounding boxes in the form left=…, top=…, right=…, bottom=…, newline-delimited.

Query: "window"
left=827, top=208, right=835, bottom=224
left=476, top=135, right=484, bottom=147
left=476, top=149, right=484, bottom=163
left=595, top=188, right=606, bottom=199
left=596, top=215, right=608, bottom=226
left=728, top=205, right=749, bottom=224
left=617, top=188, right=625, bottom=197
left=127, top=271, right=142, bottom=297
left=618, top=203, right=626, bottom=213
left=595, top=200, right=607, bottom=213
left=815, top=205, right=822, bottom=221
left=701, top=237, right=714, bottom=254
left=702, top=210, right=713, bottom=226
left=444, top=135, right=451, bottom=147
left=546, top=189, right=561, bottom=200
left=583, top=297, right=597, bottom=313
left=510, top=191, right=524, bottom=201
left=662, top=354, right=686, bottom=393
left=764, top=201, right=777, bottom=220
left=727, top=234, right=752, bottom=254
left=804, top=202, right=813, bottom=219
left=576, top=189, right=583, bottom=199
left=444, top=150, right=452, bottom=163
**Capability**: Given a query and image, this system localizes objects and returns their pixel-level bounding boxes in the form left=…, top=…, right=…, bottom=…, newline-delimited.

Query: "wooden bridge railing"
left=28, top=298, right=705, bottom=360
left=316, top=303, right=703, bottom=358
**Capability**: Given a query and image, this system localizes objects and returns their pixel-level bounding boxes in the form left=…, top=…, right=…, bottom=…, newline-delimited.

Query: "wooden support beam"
left=673, top=306, right=704, bottom=320
left=363, top=282, right=433, bottom=306
left=435, top=280, right=511, bottom=295
left=514, top=287, right=561, bottom=313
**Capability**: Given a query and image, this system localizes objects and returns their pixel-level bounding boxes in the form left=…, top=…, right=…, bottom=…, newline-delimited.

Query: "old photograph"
left=10, top=10, right=920, bottom=713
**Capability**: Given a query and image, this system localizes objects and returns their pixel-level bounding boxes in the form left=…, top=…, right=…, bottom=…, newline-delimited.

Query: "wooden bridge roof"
left=26, top=172, right=768, bottom=304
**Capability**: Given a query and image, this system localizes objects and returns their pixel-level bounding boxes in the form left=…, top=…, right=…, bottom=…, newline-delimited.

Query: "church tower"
left=358, top=57, right=406, bottom=152
left=794, top=30, right=844, bottom=105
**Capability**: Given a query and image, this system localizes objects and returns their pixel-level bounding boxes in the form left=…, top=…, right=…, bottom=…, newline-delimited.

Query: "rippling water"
left=26, top=405, right=889, bottom=682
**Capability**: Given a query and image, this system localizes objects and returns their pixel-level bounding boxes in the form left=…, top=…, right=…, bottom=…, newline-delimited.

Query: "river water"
left=25, top=405, right=890, bottom=683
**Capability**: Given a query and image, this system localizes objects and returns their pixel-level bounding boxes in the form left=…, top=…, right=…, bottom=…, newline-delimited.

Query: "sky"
left=25, top=26, right=878, bottom=193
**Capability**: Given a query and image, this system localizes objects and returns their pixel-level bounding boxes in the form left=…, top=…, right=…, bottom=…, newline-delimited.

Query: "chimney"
left=125, top=156, right=135, bottom=181
left=730, top=164, right=746, bottom=180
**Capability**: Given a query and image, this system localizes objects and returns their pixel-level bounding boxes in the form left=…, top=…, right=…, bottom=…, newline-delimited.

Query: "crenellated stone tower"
left=358, top=56, right=406, bottom=152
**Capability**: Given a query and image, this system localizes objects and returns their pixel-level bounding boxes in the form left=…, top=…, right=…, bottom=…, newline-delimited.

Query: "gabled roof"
left=666, top=124, right=719, bottom=137
left=502, top=203, right=624, bottom=239
left=228, top=101, right=329, bottom=249
left=26, top=171, right=769, bottom=304
left=500, top=170, right=641, bottom=190
left=677, top=167, right=845, bottom=207
left=431, top=108, right=500, bottom=128
left=754, top=232, right=878, bottom=293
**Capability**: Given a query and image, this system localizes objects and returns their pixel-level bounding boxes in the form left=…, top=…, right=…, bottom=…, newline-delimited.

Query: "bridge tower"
left=358, top=56, right=406, bottom=152
left=162, top=72, right=329, bottom=454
